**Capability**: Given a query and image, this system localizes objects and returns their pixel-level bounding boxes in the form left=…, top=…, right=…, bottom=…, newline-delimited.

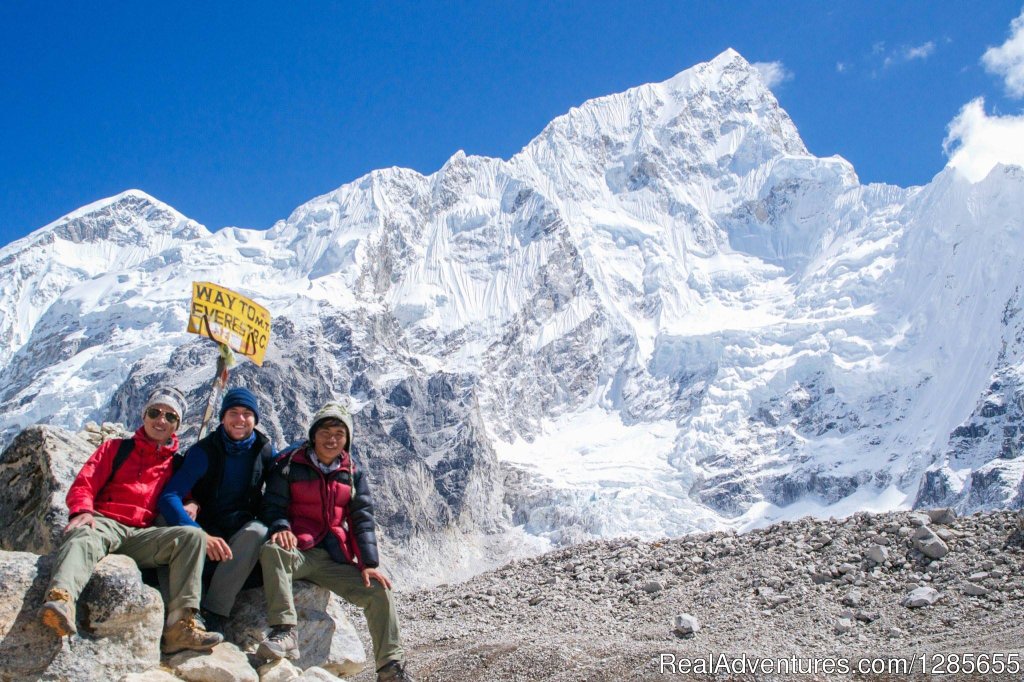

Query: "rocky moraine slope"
left=382, top=508, right=1024, bottom=681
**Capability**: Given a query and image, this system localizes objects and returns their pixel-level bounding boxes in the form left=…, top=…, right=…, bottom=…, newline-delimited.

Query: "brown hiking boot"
left=377, top=660, right=414, bottom=681
left=40, top=588, right=77, bottom=636
left=161, top=612, right=224, bottom=654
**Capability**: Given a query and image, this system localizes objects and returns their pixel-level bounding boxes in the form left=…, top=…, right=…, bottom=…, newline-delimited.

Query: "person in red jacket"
left=257, top=401, right=411, bottom=682
left=40, top=386, right=223, bottom=654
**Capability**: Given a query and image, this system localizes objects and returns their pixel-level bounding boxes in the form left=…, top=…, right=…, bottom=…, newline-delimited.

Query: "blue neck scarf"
left=219, top=425, right=257, bottom=455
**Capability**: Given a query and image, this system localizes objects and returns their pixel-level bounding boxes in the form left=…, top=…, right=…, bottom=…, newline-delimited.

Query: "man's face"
left=142, top=403, right=180, bottom=442
left=222, top=406, right=256, bottom=441
left=312, top=423, right=349, bottom=464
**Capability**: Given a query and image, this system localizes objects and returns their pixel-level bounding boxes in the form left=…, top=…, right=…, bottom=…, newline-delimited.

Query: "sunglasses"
left=145, top=407, right=180, bottom=424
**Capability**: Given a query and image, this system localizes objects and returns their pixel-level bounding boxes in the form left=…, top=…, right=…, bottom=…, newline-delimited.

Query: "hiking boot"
left=161, top=612, right=224, bottom=654
left=377, top=660, right=414, bottom=682
left=40, top=588, right=77, bottom=637
left=256, top=625, right=300, bottom=660
left=199, top=607, right=228, bottom=635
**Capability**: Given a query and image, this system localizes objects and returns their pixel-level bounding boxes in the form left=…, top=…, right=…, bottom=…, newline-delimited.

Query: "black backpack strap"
left=109, top=438, right=135, bottom=479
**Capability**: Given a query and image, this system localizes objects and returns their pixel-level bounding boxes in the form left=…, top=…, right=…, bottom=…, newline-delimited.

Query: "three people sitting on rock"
left=41, top=388, right=412, bottom=681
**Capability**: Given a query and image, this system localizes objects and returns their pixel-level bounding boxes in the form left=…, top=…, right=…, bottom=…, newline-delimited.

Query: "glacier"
left=1, top=49, right=1023, bottom=583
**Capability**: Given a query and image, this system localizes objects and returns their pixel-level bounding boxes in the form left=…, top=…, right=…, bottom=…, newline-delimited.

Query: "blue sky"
left=2, top=2, right=1023, bottom=246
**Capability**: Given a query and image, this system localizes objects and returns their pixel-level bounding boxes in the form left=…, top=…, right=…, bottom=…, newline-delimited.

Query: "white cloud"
left=944, top=97, right=1024, bottom=181
left=982, top=9, right=1024, bottom=98
left=904, top=41, right=935, bottom=61
left=836, top=62, right=848, bottom=74
left=881, top=41, right=936, bottom=70
left=751, top=61, right=793, bottom=89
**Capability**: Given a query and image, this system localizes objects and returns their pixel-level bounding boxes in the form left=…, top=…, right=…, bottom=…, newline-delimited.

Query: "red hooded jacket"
left=260, top=444, right=380, bottom=569
left=66, top=427, right=180, bottom=528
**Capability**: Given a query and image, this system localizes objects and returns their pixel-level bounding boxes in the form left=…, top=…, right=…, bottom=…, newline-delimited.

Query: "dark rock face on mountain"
left=94, top=312, right=519, bottom=584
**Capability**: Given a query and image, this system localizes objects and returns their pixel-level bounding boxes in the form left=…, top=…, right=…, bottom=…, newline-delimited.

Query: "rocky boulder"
left=0, top=550, right=163, bottom=681
left=0, top=425, right=102, bottom=555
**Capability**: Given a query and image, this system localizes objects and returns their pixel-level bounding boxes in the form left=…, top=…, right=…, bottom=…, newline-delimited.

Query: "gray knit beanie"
left=144, top=385, right=187, bottom=422
left=308, top=401, right=354, bottom=446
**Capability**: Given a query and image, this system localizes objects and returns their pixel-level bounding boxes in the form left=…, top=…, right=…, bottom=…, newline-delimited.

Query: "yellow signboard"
left=187, top=282, right=271, bottom=366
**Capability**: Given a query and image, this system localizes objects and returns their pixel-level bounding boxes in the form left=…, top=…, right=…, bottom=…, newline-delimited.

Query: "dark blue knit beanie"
left=220, top=387, right=260, bottom=424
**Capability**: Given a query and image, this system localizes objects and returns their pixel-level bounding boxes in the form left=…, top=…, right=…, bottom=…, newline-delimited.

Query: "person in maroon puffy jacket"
left=39, top=386, right=223, bottom=654
left=257, top=401, right=411, bottom=682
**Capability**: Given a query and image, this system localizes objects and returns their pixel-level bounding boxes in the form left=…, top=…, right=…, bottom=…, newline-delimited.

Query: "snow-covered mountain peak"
left=0, top=189, right=210, bottom=367
left=1, top=51, right=1023, bottom=581
left=520, top=49, right=805, bottom=186
left=18, top=189, right=206, bottom=252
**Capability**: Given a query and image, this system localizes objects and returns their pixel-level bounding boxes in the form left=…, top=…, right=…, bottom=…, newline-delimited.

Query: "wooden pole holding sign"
left=197, top=339, right=235, bottom=438
left=187, top=282, right=273, bottom=437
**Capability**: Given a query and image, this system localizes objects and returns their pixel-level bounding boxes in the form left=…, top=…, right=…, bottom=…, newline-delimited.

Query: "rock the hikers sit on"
left=39, top=386, right=223, bottom=654
left=159, top=387, right=276, bottom=636
left=258, top=401, right=414, bottom=682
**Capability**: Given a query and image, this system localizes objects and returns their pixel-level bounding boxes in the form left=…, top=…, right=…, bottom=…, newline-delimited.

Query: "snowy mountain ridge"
left=2, top=50, right=1023, bottom=581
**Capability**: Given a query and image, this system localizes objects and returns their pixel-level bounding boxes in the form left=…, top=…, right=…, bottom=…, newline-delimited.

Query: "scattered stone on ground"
left=363, top=509, right=1024, bottom=681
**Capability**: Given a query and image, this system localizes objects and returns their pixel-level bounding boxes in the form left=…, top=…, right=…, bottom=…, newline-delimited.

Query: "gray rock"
left=642, top=580, right=664, bottom=593
left=0, top=550, right=162, bottom=681
left=841, top=588, right=862, bottom=607
left=0, top=425, right=100, bottom=554
left=866, top=544, right=889, bottom=564
left=911, top=526, right=949, bottom=559
left=672, top=613, right=700, bottom=637
left=834, top=616, right=856, bottom=634
left=963, top=583, right=990, bottom=596
left=257, top=658, right=303, bottom=682
left=927, top=508, right=957, bottom=525
left=298, top=668, right=344, bottom=681
left=166, top=642, right=258, bottom=681
left=908, top=513, right=930, bottom=527
left=902, top=586, right=942, bottom=608
left=810, top=572, right=832, bottom=584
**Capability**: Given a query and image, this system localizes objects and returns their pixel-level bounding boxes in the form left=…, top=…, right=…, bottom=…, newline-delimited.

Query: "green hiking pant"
left=260, top=544, right=404, bottom=667
left=202, top=520, right=269, bottom=617
left=48, top=515, right=206, bottom=616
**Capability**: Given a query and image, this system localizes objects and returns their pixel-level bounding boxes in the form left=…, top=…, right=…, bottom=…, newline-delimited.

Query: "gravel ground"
left=347, top=509, right=1024, bottom=681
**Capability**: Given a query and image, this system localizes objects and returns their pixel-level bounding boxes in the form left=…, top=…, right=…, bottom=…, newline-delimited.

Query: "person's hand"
left=271, top=530, right=298, bottom=550
left=184, top=501, right=200, bottom=521
left=362, top=567, right=392, bottom=590
left=65, top=512, right=96, bottom=532
left=206, top=535, right=233, bottom=561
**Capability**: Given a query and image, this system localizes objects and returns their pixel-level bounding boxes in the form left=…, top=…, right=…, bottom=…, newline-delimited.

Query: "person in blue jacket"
left=159, top=387, right=275, bottom=633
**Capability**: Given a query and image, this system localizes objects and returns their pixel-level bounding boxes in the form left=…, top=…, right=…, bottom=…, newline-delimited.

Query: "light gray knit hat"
left=308, top=401, right=354, bottom=446
left=144, top=385, right=187, bottom=422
